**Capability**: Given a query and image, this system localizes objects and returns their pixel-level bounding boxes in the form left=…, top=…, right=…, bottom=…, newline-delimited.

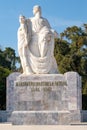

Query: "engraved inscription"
left=16, top=81, right=67, bottom=87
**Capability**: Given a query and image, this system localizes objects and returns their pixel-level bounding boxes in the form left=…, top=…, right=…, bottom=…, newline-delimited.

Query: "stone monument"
left=10, top=5, right=82, bottom=125
left=18, top=5, right=58, bottom=75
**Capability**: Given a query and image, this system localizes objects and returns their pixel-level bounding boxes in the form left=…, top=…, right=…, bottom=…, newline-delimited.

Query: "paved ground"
left=0, top=123, right=87, bottom=130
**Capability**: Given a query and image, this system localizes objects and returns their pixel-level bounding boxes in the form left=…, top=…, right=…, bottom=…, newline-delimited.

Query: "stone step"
left=11, top=111, right=80, bottom=125
left=71, top=122, right=87, bottom=125
left=0, top=124, right=87, bottom=130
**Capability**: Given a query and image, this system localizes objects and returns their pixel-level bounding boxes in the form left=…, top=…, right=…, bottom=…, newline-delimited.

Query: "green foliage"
left=0, top=49, right=11, bottom=69
left=3, top=47, right=20, bottom=71
left=54, top=38, right=70, bottom=56
left=82, top=95, right=87, bottom=110
left=54, top=38, right=70, bottom=72
left=0, top=66, right=11, bottom=110
left=54, top=25, right=87, bottom=97
left=54, top=25, right=87, bottom=109
left=0, top=47, right=20, bottom=110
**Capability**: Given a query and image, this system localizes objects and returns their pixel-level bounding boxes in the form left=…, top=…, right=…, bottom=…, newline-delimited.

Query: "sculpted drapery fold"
left=18, top=5, right=58, bottom=75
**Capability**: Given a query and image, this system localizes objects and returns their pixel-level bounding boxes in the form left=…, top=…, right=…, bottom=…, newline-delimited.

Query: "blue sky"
left=0, top=0, right=87, bottom=55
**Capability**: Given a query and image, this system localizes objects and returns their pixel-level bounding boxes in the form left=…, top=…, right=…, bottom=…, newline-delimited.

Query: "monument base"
left=11, top=110, right=81, bottom=125
left=11, top=111, right=81, bottom=125
left=10, top=72, right=82, bottom=125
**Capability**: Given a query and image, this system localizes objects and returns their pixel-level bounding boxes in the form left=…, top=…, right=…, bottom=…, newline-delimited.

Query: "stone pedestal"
left=6, top=72, right=21, bottom=122
left=10, top=72, right=82, bottom=125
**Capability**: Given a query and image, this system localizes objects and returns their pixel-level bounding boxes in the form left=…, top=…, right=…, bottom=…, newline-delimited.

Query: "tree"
left=54, top=38, right=70, bottom=72
left=54, top=25, right=87, bottom=109
left=55, top=26, right=87, bottom=88
left=0, top=66, right=11, bottom=110
left=0, top=47, right=20, bottom=110
left=3, top=47, right=17, bottom=71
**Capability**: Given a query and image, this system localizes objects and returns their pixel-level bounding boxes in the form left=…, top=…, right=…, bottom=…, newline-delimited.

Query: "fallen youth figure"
left=17, top=5, right=58, bottom=75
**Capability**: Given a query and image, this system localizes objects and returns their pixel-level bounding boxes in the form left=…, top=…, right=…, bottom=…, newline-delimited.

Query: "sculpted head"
left=19, top=15, right=26, bottom=24
left=33, top=5, right=41, bottom=16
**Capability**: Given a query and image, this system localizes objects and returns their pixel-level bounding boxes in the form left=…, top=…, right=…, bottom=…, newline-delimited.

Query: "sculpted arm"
left=22, top=23, right=29, bottom=47
left=44, top=18, right=58, bottom=38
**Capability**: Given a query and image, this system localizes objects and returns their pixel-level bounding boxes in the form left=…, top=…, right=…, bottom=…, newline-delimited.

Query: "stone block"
left=6, top=72, right=21, bottom=111
left=11, top=111, right=71, bottom=125
left=8, top=72, right=82, bottom=125
left=13, top=74, right=68, bottom=111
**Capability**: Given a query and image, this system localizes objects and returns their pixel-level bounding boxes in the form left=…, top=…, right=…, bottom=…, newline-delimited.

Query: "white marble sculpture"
left=18, top=5, right=58, bottom=75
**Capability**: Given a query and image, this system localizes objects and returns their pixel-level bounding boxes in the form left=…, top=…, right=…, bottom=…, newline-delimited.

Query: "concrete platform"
left=0, top=123, right=87, bottom=130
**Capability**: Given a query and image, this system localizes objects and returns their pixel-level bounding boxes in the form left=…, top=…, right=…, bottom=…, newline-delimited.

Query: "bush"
left=0, top=66, right=11, bottom=110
